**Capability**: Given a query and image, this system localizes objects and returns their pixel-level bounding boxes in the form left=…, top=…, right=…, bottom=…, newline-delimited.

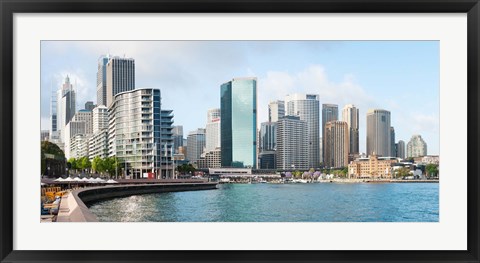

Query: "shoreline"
left=55, top=182, right=218, bottom=222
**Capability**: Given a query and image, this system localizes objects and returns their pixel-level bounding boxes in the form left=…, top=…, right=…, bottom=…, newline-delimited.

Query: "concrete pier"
left=56, top=182, right=218, bottom=222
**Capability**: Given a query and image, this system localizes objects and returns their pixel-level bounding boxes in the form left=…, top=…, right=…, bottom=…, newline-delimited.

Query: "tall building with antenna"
left=96, top=54, right=111, bottom=106
left=57, top=75, right=76, bottom=143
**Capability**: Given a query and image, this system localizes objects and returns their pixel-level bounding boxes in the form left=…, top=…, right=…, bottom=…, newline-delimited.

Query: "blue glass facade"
left=220, top=78, right=257, bottom=168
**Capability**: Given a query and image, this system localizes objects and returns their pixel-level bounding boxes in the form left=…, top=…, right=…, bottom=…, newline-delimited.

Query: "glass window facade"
left=221, top=78, right=257, bottom=168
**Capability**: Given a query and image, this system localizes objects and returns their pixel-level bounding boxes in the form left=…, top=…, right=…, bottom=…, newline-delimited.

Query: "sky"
left=40, top=41, right=440, bottom=155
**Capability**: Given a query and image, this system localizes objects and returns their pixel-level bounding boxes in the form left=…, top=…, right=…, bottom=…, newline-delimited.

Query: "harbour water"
left=87, top=183, right=439, bottom=222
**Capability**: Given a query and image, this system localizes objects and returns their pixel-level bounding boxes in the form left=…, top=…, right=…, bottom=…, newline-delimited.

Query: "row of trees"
left=176, top=164, right=195, bottom=175
left=67, top=156, right=121, bottom=177
left=67, top=156, right=91, bottom=173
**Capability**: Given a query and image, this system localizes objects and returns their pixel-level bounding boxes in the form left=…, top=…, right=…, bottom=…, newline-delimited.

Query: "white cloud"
left=411, top=114, right=439, bottom=134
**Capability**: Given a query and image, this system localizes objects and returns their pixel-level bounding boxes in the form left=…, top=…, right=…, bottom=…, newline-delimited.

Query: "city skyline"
left=40, top=41, right=440, bottom=154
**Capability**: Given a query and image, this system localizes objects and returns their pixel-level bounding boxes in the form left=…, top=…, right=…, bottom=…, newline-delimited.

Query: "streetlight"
left=47, top=166, right=50, bottom=178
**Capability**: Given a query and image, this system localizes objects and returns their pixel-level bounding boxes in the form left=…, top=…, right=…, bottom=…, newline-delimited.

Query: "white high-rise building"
left=285, top=93, right=320, bottom=169
left=108, top=88, right=174, bottom=179
left=276, top=116, right=308, bottom=170
left=70, top=134, right=89, bottom=159
left=407, top=135, right=427, bottom=158
left=89, top=105, right=109, bottom=161
left=64, top=121, right=86, bottom=159
left=268, top=100, right=285, bottom=122
left=92, top=105, right=108, bottom=133
left=205, top=108, right=221, bottom=153
left=342, top=104, right=359, bottom=155
left=366, top=109, right=391, bottom=157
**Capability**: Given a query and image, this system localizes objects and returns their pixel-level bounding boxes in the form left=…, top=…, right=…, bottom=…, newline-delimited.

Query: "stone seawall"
left=56, top=182, right=218, bottom=222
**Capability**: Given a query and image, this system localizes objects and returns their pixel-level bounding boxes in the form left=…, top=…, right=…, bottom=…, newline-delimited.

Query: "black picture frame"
left=1, top=0, right=479, bottom=262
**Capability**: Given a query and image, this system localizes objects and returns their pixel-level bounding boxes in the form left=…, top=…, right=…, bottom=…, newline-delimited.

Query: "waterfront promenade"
left=54, top=182, right=218, bottom=222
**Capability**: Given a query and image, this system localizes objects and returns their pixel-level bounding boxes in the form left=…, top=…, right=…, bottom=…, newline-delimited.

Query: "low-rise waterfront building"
left=197, top=148, right=221, bottom=169
left=209, top=168, right=252, bottom=175
left=413, top=155, right=439, bottom=165
left=348, top=154, right=398, bottom=179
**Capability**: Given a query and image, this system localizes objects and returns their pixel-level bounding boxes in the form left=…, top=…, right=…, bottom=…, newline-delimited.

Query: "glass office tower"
left=220, top=77, right=257, bottom=168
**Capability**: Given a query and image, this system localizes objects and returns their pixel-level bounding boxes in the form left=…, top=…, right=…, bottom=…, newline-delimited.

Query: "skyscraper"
left=285, top=94, right=320, bottom=168
left=396, top=140, right=406, bottom=159
left=268, top=100, right=285, bottom=122
left=366, top=109, right=391, bottom=157
left=390, top=127, right=396, bottom=157
left=84, top=101, right=96, bottom=111
left=172, top=125, right=184, bottom=153
left=260, top=122, right=276, bottom=151
left=96, top=55, right=110, bottom=106
left=342, top=104, right=359, bottom=156
left=186, top=128, right=206, bottom=164
left=106, top=56, right=135, bottom=108
left=73, top=110, right=93, bottom=135
left=92, top=105, right=108, bottom=133
left=220, top=77, right=257, bottom=168
left=324, top=121, right=349, bottom=168
left=322, top=104, right=338, bottom=163
left=49, top=89, right=58, bottom=141
left=205, top=108, right=221, bottom=153
left=108, top=88, right=174, bottom=179
left=407, top=135, right=428, bottom=158
left=276, top=116, right=308, bottom=170
left=57, top=75, right=76, bottom=143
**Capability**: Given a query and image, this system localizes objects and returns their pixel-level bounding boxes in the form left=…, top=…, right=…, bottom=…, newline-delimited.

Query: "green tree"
left=177, top=164, right=195, bottom=175
left=67, top=158, right=77, bottom=172
left=425, top=164, right=439, bottom=178
left=293, top=170, right=302, bottom=179
left=92, top=156, right=103, bottom=173
left=79, top=157, right=91, bottom=173
left=395, top=167, right=411, bottom=179
left=103, top=157, right=114, bottom=176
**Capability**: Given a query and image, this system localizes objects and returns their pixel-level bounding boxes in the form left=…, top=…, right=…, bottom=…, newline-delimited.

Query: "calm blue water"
left=88, top=183, right=439, bottom=222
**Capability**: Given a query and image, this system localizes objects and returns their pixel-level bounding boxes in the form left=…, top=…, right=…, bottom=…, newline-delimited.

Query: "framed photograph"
left=1, top=0, right=479, bottom=262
